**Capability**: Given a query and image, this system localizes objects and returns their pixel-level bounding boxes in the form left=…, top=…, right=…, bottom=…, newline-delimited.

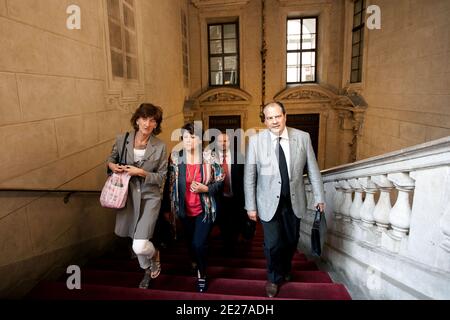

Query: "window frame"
left=350, top=0, right=365, bottom=83
left=181, top=9, right=190, bottom=88
left=286, top=16, right=318, bottom=85
left=207, top=21, right=240, bottom=87
left=106, top=0, right=139, bottom=82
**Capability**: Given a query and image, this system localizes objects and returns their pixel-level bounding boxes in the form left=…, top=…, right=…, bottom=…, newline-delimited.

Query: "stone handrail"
left=302, top=136, right=450, bottom=299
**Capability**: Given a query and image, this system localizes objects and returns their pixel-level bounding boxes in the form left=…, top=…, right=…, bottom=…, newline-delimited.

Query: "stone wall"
left=0, top=0, right=186, bottom=298
left=187, top=0, right=347, bottom=169
left=356, top=0, right=450, bottom=160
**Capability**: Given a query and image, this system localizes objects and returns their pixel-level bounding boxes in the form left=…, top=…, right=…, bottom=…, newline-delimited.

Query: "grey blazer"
left=244, top=127, right=324, bottom=222
left=107, top=131, right=168, bottom=239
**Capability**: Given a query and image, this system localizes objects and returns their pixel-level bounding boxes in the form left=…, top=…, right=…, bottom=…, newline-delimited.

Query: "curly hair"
left=130, top=103, right=163, bottom=135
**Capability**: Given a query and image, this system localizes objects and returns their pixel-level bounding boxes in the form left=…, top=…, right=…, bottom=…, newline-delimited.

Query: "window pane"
left=111, top=50, right=124, bottom=78
left=353, top=13, right=361, bottom=27
left=224, top=24, right=236, bottom=39
left=302, top=33, right=316, bottom=49
left=209, top=25, right=222, bottom=40
left=354, top=0, right=363, bottom=14
left=352, top=43, right=360, bottom=57
left=224, top=71, right=237, bottom=85
left=287, top=19, right=301, bottom=36
left=209, top=40, right=222, bottom=54
left=210, top=71, right=223, bottom=85
left=125, top=30, right=137, bottom=54
left=108, top=20, right=122, bottom=49
left=358, top=52, right=363, bottom=69
left=302, top=65, right=315, bottom=82
left=123, top=5, right=135, bottom=30
left=126, top=55, right=138, bottom=79
left=302, top=51, right=315, bottom=67
left=224, top=39, right=237, bottom=53
left=287, top=52, right=300, bottom=67
left=107, top=0, right=120, bottom=19
left=351, top=70, right=359, bottom=83
left=351, top=57, right=359, bottom=70
left=302, top=19, right=316, bottom=34
left=224, top=56, right=237, bottom=70
left=287, top=34, right=301, bottom=50
left=287, top=67, right=299, bottom=83
left=210, top=57, right=223, bottom=71
left=352, top=29, right=360, bottom=44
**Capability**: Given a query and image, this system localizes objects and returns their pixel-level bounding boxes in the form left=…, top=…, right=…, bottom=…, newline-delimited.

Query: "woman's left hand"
left=190, top=181, right=209, bottom=193
left=124, top=165, right=146, bottom=177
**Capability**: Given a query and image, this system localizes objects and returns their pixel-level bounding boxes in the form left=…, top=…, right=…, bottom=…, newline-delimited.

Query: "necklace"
left=135, top=133, right=150, bottom=149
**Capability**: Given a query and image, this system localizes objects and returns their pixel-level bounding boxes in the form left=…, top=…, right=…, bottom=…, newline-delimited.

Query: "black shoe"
left=197, top=277, right=207, bottom=293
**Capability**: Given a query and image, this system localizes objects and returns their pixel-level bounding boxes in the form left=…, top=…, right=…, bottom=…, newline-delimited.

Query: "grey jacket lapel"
left=144, top=135, right=157, bottom=160
left=126, top=131, right=135, bottom=164
left=288, top=128, right=298, bottom=177
left=265, top=130, right=277, bottom=164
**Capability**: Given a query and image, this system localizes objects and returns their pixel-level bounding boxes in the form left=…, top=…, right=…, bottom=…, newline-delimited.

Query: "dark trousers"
left=180, top=214, right=214, bottom=277
left=261, top=200, right=300, bottom=284
left=217, top=196, right=243, bottom=253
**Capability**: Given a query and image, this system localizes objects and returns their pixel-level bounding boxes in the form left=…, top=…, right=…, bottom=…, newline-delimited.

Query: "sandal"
left=149, top=249, right=161, bottom=279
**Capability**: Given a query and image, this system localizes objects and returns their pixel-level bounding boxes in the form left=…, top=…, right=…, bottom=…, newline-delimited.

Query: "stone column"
left=359, top=177, right=377, bottom=228
left=371, top=174, right=393, bottom=232
left=387, top=172, right=415, bottom=238
left=349, top=178, right=363, bottom=223
left=333, top=181, right=344, bottom=220
left=339, top=180, right=353, bottom=223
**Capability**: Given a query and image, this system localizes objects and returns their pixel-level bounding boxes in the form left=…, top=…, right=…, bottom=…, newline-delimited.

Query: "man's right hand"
left=247, top=210, right=258, bottom=222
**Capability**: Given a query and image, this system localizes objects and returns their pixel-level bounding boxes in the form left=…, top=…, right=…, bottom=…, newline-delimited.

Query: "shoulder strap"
left=118, top=132, right=130, bottom=165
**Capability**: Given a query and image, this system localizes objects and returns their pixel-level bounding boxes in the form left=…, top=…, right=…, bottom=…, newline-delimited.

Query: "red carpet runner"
left=27, top=226, right=351, bottom=300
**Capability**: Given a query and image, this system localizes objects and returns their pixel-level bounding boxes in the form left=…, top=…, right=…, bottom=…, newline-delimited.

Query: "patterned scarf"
left=168, top=149, right=223, bottom=223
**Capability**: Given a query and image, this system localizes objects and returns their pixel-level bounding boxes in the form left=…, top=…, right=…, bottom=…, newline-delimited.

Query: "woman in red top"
left=163, top=122, right=223, bottom=292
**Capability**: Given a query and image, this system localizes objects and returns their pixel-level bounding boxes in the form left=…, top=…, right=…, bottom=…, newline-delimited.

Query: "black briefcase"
left=311, top=208, right=327, bottom=257
left=242, top=218, right=256, bottom=240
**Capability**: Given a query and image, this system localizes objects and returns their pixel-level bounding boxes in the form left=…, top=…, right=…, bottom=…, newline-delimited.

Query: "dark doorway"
left=208, top=115, right=242, bottom=157
left=286, top=113, right=320, bottom=157
left=208, top=115, right=241, bottom=143
left=209, top=115, right=241, bottom=132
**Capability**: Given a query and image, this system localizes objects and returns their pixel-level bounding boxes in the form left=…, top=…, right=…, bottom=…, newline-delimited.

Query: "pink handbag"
left=100, top=132, right=130, bottom=209
left=100, top=172, right=131, bottom=209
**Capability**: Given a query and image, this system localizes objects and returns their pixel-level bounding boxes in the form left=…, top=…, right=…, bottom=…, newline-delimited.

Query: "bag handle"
left=312, top=207, right=322, bottom=230
left=118, top=132, right=130, bottom=165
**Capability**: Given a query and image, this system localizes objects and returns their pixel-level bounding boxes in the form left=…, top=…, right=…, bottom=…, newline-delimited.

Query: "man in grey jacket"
left=244, top=101, right=325, bottom=298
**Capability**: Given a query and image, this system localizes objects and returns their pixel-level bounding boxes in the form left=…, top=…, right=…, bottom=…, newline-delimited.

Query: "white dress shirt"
left=269, top=128, right=291, bottom=178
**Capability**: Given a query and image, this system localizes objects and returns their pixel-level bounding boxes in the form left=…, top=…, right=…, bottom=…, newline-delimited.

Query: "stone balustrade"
left=301, top=136, right=450, bottom=299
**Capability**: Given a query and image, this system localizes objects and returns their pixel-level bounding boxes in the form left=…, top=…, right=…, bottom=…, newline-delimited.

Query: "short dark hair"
left=181, top=122, right=203, bottom=140
left=260, top=101, right=286, bottom=122
left=130, top=103, right=163, bottom=135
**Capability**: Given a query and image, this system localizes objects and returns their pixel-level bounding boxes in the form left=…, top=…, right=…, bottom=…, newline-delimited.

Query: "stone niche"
left=273, top=84, right=367, bottom=168
left=183, top=86, right=251, bottom=130
left=184, top=84, right=367, bottom=169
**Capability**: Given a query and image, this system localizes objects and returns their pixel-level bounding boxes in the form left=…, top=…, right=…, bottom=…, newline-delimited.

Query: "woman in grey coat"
left=107, top=103, right=168, bottom=289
